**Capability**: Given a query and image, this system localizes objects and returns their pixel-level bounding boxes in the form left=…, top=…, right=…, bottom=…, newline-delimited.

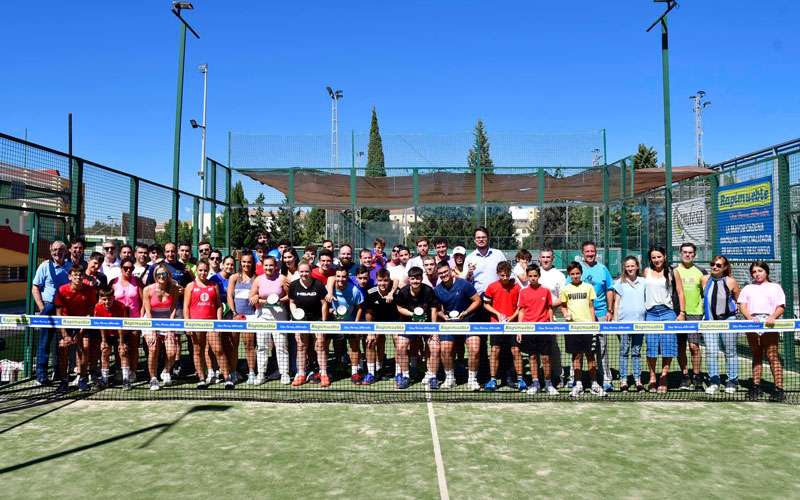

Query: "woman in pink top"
left=738, top=261, right=786, bottom=402
left=250, top=256, right=291, bottom=384
left=112, top=257, right=143, bottom=379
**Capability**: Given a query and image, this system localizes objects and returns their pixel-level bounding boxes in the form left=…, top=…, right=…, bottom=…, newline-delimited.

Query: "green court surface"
left=1, top=401, right=799, bottom=499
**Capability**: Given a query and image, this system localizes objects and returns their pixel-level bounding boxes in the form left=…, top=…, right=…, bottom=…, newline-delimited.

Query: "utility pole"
left=326, top=86, right=343, bottom=169
left=690, top=90, right=710, bottom=167
left=191, top=64, right=209, bottom=233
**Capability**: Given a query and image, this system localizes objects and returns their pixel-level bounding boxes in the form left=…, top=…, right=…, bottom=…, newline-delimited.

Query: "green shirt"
left=674, top=265, right=704, bottom=315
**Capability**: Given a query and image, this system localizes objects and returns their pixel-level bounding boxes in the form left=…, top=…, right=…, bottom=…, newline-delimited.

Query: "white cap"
left=452, top=246, right=467, bottom=256
left=291, top=308, right=305, bottom=320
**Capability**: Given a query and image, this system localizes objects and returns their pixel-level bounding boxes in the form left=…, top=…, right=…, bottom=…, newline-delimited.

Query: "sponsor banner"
left=716, top=176, right=774, bottom=259
left=730, top=321, right=761, bottom=331
left=672, top=197, right=707, bottom=246
left=374, top=323, right=405, bottom=332
left=405, top=323, right=439, bottom=332
left=184, top=320, right=214, bottom=330
left=151, top=320, right=183, bottom=330
left=439, top=323, right=471, bottom=332
left=341, top=323, right=374, bottom=332
left=634, top=322, right=663, bottom=331
left=772, top=320, right=796, bottom=330
left=665, top=322, right=694, bottom=332
left=535, top=323, right=569, bottom=332
left=504, top=323, right=536, bottom=332
left=568, top=323, right=600, bottom=332
left=311, top=323, right=340, bottom=332
left=599, top=323, right=632, bottom=332
left=92, top=318, right=123, bottom=328
left=469, top=324, right=504, bottom=333
left=247, top=321, right=277, bottom=330
left=124, top=319, right=153, bottom=329
left=699, top=321, right=729, bottom=330
left=1, top=315, right=27, bottom=325
left=62, top=317, right=91, bottom=327
left=218, top=321, right=248, bottom=330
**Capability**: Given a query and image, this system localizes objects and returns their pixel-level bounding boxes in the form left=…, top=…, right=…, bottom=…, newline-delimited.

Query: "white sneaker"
left=280, top=374, right=292, bottom=385
left=149, top=377, right=161, bottom=391
left=246, top=372, right=257, bottom=385
left=254, top=374, right=266, bottom=385
left=205, top=372, right=216, bottom=385
left=590, top=382, right=607, bottom=397
left=441, top=377, right=456, bottom=389
left=705, top=384, right=719, bottom=395
left=421, top=373, right=432, bottom=384
left=570, top=382, right=583, bottom=398
left=160, top=371, right=173, bottom=386
left=546, top=384, right=559, bottom=396
left=467, top=380, right=481, bottom=391
left=526, top=380, right=541, bottom=395
left=214, top=370, right=224, bottom=384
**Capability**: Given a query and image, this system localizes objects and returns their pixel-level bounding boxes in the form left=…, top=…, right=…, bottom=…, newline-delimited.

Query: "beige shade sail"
left=237, top=166, right=714, bottom=208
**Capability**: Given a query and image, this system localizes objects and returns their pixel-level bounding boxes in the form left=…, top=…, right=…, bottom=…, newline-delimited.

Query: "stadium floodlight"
left=189, top=119, right=202, bottom=129
left=326, top=86, right=334, bottom=99
left=172, top=1, right=194, bottom=11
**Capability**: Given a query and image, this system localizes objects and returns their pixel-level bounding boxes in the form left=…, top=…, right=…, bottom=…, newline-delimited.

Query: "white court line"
left=425, top=390, right=450, bottom=500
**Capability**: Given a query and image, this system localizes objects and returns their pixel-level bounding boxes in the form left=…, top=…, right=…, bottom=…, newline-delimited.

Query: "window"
left=0, top=266, right=27, bottom=283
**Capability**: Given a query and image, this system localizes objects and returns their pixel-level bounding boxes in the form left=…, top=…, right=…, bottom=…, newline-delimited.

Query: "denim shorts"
left=645, top=305, right=677, bottom=357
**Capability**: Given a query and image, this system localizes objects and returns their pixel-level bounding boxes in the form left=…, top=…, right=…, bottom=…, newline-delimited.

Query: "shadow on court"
left=0, top=404, right=231, bottom=475
left=0, top=399, right=78, bottom=435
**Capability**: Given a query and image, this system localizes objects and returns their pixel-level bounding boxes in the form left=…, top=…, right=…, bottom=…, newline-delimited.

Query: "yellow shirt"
left=560, top=282, right=596, bottom=322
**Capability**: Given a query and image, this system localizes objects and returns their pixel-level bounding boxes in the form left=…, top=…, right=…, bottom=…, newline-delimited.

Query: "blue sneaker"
left=484, top=378, right=498, bottom=391
left=78, top=378, right=90, bottom=392
left=56, top=380, right=69, bottom=394
left=603, top=382, right=614, bottom=392
left=429, top=377, right=439, bottom=390
left=397, top=376, right=410, bottom=390
left=517, top=378, right=528, bottom=392
left=394, top=373, right=403, bottom=386
left=362, top=373, right=376, bottom=385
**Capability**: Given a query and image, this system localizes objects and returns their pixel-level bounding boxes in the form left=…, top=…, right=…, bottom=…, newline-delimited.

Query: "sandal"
left=648, top=382, right=658, bottom=393
left=635, top=382, right=645, bottom=392
left=620, top=383, right=629, bottom=392
left=657, top=375, right=668, bottom=393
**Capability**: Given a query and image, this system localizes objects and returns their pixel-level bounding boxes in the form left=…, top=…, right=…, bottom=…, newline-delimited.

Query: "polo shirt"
left=465, top=248, right=507, bottom=294
left=579, top=262, right=613, bottom=316
left=102, top=259, right=122, bottom=282
left=434, top=278, right=478, bottom=316
left=311, top=267, right=335, bottom=286
left=331, top=281, right=364, bottom=321
left=32, top=259, right=72, bottom=304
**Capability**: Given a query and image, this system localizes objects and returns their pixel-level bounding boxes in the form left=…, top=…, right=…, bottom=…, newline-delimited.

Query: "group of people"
left=29, top=227, right=788, bottom=400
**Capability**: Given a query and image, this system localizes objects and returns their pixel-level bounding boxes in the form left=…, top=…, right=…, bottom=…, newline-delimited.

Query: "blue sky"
left=2, top=1, right=798, bottom=196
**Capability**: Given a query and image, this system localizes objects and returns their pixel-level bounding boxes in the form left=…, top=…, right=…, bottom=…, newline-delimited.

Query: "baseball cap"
left=452, top=246, right=467, bottom=256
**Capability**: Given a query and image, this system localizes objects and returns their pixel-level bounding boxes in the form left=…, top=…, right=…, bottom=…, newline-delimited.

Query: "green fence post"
left=640, top=198, right=649, bottom=260
left=709, top=174, right=720, bottom=257
left=620, top=159, right=628, bottom=259
left=603, top=162, right=610, bottom=266
left=412, top=168, right=419, bottom=245
left=537, top=167, right=545, bottom=248
left=192, top=196, right=200, bottom=257
left=288, top=167, right=296, bottom=244
left=475, top=153, right=483, bottom=228
left=776, top=154, right=796, bottom=370
left=128, top=177, right=138, bottom=244
left=209, top=159, right=217, bottom=247
left=70, top=158, right=84, bottom=237
left=23, top=212, right=40, bottom=377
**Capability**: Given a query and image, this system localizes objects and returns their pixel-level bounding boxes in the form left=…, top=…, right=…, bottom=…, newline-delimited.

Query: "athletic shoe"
left=172, top=364, right=183, bottom=379
left=149, top=378, right=161, bottom=391
left=680, top=375, right=691, bottom=390
left=705, top=384, right=719, bottom=395
left=421, top=372, right=432, bottom=385
left=546, top=384, right=559, bottom=396
left=362, top=373, right=376, bottom=385
left=724, top=380, right=737, bottom=394
left=747, top=385, right=763, bottom=400
left=441, top=377, right=456, bottom=389
left=78, top=378, right=90, bottom=392
left=34, top=377, right=49, bottom=387
left=484, top=378, right=498, bottom=391
left=246, top=373, right=257, bottom=385
left=394, top=374, right=403, bottom=386
left=205, top=372, right=216, bottom=385
left=254, top=374, right=266, bottom=385
left=350, top=373, right=363, bottom=385
left=590, top=382, right=607, bottom=397
left=517, top=378, right=528, bottom=392
left=196, top=381, right=208, bottom=390
left=267, top=370, right=282, bottom=382
left=467, top=380, right=481, bottom=391
left=122, top=380, right=132, bottom=391
left=569, top=382, right=583, bottom=399
left=397, top=376, right=410, bottom=390
left=526, top=380, right=540, bottom=395
left=603, top=382, right=613, bottom=392
left=56, top=380, right=69, bottom=394
left=770, top=387, right=786, bottom=402
left=292, top=374, right=307, bottom=387
left=429, top=377, right=439, bottom=390
left=225, top=380, right=235, bottom=390
left=306, top=372, right=320, bottom=384
left=320, top=374, right=332, bottom=388
left=215, top=370, right=224, bottom=384
left=160, top=371, right=173, bottom=387
left=280, top=374, right=292, bottom=385
left=693, top=377, right=704, bottom=391
left=567, top=376, right=575, bottom=388
left=97, top=376, right=108, bottom=389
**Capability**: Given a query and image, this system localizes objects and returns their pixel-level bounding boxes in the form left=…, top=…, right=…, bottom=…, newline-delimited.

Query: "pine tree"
left=633, top=144, right=658, bottom=169
left=229, top=180, right=251, bottom=249
left=251, top=193, right=269, bottom=245
left=302, top=208, right=326, bottom=245
left=361, top=107, right=390, bottom=223
left=467, top=119, right=495, bottom=175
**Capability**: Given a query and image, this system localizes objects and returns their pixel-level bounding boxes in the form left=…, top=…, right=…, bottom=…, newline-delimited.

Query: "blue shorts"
left=645, top=305, right=677, bottom=357
left=438, top=335, right=455, bottom=342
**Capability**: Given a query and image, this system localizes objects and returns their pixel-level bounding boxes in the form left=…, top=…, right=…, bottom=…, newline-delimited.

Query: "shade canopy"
left=238, top=166, right=714, bottom=208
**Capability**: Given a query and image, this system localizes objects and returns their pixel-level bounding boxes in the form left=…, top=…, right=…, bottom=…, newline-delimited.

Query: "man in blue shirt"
left=31, top=240, right=72, bottom=385
left=434, top=261, right=482, bottom=390
left=331, top=267, right=365, bottom=384
left=578, top=240, right=614, bottom=391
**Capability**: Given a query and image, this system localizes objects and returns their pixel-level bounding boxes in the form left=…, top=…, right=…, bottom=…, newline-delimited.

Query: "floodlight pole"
left=171, top=3, right=200, bottom=241
left=198, top=64, right=208, bottom=234
left=647, top=1, right=677, bottom=252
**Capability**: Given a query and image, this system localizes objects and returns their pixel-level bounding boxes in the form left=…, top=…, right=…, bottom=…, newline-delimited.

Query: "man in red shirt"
left=311, top=249, right=336, bottom=285
left=517, top=265, right=559, bottom=395
left=94, top=287, right=132, bottom=389
left=483, top=261, right=523, bottom=391
left=54, top=265, right=96, bottom=392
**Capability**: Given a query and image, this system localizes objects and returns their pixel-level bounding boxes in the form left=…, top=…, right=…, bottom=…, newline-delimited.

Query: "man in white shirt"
left=406, top=237, right=430, bottom=271
left=101, top=240, right=121, bottom=282
left=465, top=227, right=506, bottom=295
left=389, top=245, right=410, bottom=287
left=537, top=247, right=566, bottom=386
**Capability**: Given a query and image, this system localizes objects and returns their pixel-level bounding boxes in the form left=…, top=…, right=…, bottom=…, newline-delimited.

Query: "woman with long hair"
left=111, top=257, right=143, bottom=383
left=738, top=261, right=785, bottom=401
left=701, top=255, right=741, bottom=395
left=228, top=252, right=259, bottom=384
left=250, top=256, right=291, bottom=384
left=288, top=261, right=329, bottom=387
left=184, top=259, right=226, bottom=389
left=281, top=247, right=301, bottom=283
left=613, top=256, right=647, bottom=391
left=643, top=246, right=685, bottom=393
left=142, top=263, right=180, bottom=390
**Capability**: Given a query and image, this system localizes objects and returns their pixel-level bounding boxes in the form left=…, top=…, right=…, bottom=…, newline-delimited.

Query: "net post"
left=350, top=130, right=357, bottom=242
left=776, top=153, right=796, bottom=370
left=23, top=211, right=40, bottom=377
left=128, top=177, right=138, bottom=244
left=412, top=168, right=419, bottom=243
left=709, top=173, right=720, bottom=257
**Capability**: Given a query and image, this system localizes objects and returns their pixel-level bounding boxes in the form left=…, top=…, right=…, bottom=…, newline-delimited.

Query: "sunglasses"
left=103, top=247, right=115, bottom=252
left=156, top=272, right=169, bottom=278
left=122, top=266, right=134, bottom=271
left=711, top=263, right=724, bottom=268
left=199, top=248, right=211, bottom=253
left=208, top=256, right=220, bottom=261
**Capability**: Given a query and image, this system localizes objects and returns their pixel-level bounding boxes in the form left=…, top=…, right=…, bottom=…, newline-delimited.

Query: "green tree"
left=302, top=208, right=326, bottom=245
left=229, top=180, right=251, bottom=249
left=467, top=119, right=495, bottom=175
left=268, top=201, right=303, bottom=244
left=633, top=144, right=658, bottom=169
left=361, top=107, right=389, bottom=223
left=155, top=220, right=192, bottom=246
left=251, top=193, right=269, bottom=241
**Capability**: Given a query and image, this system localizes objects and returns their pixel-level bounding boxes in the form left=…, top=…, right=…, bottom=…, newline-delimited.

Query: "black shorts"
left=565, top=334, right=592, bottom=354
left=490, top=334, right=520, bottom=348
left=523, top=335, right=555, bottom=355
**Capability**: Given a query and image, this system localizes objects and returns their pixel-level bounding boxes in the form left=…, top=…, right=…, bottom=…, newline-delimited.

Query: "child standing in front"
left=483, top=261, right=524, bottom=391
left=518, top=265, right=558, bottom=395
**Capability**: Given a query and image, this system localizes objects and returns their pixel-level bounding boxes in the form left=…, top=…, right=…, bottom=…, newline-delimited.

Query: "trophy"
left=291, top=308, right=305, bottom=320
left=335, top=304, right=349, bottom=320
left=448, top=310, right=460, bottom=321
left=412, top=306, right=426, bottom=322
